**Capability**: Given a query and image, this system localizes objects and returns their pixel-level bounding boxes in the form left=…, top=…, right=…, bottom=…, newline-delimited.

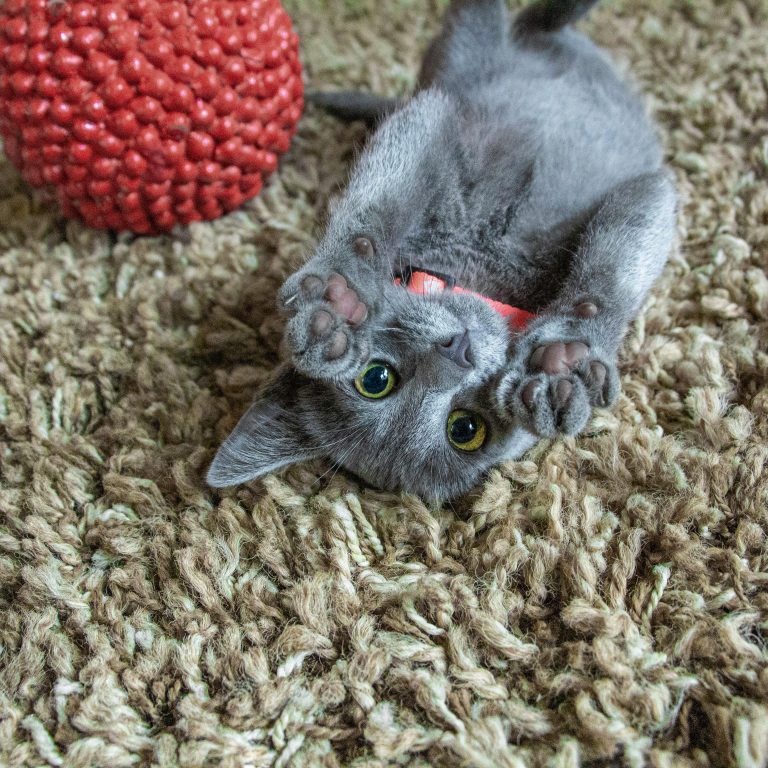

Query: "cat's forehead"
left=349, top=392, right=489, bottom=494
left=318, top=368, right=507, bottom=499
left=321, top=288, right=513, bottom=497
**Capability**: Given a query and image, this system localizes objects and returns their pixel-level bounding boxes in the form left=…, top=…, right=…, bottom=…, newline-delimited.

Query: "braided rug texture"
left=2, top=0, right=767, bottom=765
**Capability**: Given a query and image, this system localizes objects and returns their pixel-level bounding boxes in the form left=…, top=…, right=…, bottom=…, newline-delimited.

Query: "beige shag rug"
left=2, top=0, right=768, bottom=765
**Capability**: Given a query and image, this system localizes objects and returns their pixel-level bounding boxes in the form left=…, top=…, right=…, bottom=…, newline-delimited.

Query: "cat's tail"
left=513, top=0, right=601, bottom=36
left=307, top=91, right=404, bottom=125
left=309, top=0, right=602, bottom=123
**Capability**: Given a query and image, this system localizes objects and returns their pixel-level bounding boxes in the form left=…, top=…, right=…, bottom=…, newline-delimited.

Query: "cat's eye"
left=355, top=362, right=397, bottom=399
left=447, top=410, right=487, bottom=452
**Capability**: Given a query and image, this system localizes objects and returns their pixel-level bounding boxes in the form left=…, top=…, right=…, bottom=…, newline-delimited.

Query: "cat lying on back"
left=207, top=0, right=676, bottom=501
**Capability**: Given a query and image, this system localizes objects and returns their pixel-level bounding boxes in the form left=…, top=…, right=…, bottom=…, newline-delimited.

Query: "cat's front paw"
left=498, top=318, right=620, bottom=438
left=282, top=271, right=371, bottom=379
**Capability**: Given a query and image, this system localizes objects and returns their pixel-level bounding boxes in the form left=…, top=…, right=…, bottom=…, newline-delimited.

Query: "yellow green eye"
left=355, top=362, right=397, bottom=399
left=447, top=410, right=487, bottom=451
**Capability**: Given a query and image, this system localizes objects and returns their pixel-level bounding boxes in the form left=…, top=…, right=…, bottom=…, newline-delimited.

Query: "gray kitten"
left=207, top=0, right=676, bottom=501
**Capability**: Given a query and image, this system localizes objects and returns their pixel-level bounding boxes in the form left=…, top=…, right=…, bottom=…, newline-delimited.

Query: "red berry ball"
left=0, top=0, right=303, bottom=234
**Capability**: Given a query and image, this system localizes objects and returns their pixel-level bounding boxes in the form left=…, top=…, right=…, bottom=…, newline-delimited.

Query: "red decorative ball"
left=0, top=0, right=303, bottom=233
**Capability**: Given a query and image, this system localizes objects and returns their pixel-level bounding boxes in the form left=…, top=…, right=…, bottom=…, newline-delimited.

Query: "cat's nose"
left=437, top=330, right=474, bottom=369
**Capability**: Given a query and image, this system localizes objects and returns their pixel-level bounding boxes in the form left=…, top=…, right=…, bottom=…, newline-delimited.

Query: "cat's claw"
left=282, top=271, right=371, bottom=379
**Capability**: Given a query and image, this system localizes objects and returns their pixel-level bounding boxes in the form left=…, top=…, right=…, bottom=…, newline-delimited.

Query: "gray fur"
left=208, top=0, right=677, bottom=501
left=306, top=90, right=403, bottom=125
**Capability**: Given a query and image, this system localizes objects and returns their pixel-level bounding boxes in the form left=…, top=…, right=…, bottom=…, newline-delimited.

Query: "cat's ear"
left=207, top=367, right=322, bottom=488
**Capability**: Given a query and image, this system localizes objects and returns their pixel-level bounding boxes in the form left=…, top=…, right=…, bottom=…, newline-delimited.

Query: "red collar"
left=395, top=267, right=536, bottom=332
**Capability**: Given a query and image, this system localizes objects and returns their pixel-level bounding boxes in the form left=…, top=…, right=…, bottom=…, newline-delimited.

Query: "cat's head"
left=208, top=283, right=536, bottom=501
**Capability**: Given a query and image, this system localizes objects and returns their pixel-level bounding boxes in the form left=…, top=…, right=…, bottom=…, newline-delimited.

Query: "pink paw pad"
left=529, top=341, right=589, bottom=375
left=324, top=273, right=367, bottom=326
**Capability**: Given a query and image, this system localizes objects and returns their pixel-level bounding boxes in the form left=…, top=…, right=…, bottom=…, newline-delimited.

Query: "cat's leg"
left=278, top=250, right=377, bottom=380
left=418, top=0, right=508, bottom=90
left=309, top=1, right=507, bottom=123
left=278, top=90, right=465, bottom=381
left=497, top=171, right=676, bottom=437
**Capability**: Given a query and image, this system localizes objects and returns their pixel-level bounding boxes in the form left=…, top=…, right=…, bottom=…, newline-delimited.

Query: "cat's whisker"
left=326, top=441, right=364, bottom=487
left=308, top=420, right=368, bottom=458
left=317, top=424, right=369, bottom=487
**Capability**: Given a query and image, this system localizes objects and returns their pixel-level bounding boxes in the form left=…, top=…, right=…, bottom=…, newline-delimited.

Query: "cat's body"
left=208, top=0, right=677, bottom=501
